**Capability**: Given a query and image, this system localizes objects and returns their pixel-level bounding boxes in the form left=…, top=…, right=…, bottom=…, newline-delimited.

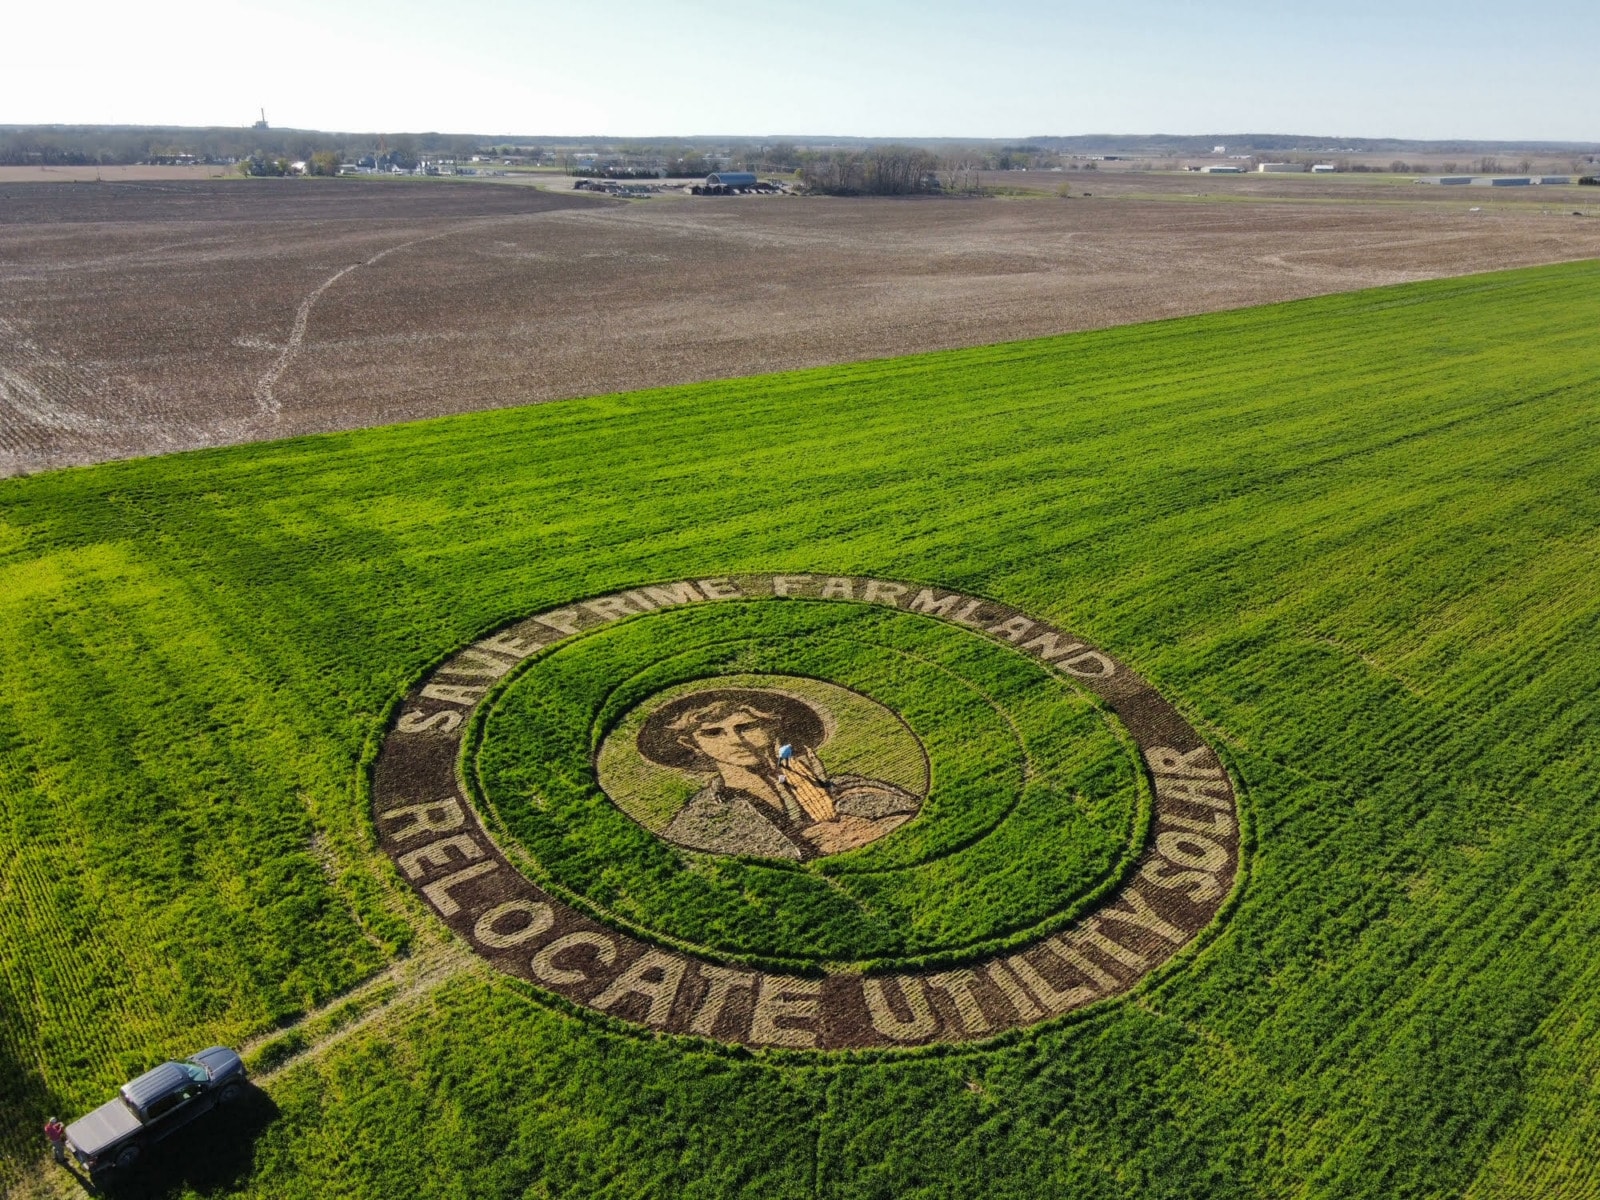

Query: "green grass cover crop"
left=2, top=260, right=1599, bottom=1197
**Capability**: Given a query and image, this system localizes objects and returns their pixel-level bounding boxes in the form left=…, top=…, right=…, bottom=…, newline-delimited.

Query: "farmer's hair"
left=636, top=688, right=828, bottom=770
left=665, top=699, right=779, bottom=736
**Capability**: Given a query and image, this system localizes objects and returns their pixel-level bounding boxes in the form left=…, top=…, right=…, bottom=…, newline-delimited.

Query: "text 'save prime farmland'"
left=371, top=575, right=1242, bottom=1050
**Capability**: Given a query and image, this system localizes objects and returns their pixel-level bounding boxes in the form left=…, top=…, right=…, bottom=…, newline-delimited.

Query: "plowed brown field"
left=3, top=175, right=1597, bottom=475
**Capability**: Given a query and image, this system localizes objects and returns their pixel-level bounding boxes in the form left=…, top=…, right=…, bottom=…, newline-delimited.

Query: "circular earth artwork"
left=371, top=574, right=1242, bottom=1050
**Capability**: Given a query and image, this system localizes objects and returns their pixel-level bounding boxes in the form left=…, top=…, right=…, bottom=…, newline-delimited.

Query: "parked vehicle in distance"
left=64, top=1047, right=246, bottom=1181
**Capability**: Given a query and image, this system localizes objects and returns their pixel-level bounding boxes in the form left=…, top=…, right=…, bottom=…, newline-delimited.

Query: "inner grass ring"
left=470, top=599, right=1146, bottom=970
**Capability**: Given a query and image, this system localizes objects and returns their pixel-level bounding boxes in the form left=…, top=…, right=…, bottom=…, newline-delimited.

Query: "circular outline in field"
left=371, top=574, right=1242, bottom=1050
left=479, top=620, right=1131, bottom=969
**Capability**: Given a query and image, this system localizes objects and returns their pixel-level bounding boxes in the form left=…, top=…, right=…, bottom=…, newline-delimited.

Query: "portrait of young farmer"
left=639, top=689, right=920, bottom=859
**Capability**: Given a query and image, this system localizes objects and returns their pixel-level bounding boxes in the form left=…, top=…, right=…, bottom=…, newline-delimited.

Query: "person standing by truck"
left=44, top=1116, right=67, bottom=1164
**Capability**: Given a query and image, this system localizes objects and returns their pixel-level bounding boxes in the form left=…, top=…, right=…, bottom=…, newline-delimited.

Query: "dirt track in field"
left=2, top=176, right=1598, bottom=476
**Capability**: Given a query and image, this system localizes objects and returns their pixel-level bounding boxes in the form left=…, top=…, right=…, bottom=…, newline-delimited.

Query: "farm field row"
left=3, top=177, right=1599, bottom=477
left=2, top=260, right=1599, bottom=1195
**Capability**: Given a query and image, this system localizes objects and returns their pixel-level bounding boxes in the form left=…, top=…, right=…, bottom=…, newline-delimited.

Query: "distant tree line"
left=0, top=126, right=481, bottom=167
left=798, top=146, right=942, bottom=196
left=238, top=150, right=342, bottom=177
left=8, top=127, right=1596, bottom=176
left=796, top=145, right=1083, bottom=196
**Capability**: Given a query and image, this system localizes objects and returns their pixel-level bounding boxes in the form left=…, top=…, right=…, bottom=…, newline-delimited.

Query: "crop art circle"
left=372, top=575, right=1242, bottom=1050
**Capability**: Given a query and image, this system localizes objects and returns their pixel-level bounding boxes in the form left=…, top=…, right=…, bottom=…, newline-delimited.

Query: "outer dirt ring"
left=370, top=573, right=1242, bottom=1050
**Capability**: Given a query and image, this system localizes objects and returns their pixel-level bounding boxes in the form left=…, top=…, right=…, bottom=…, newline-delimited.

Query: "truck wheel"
left=219, top=1081, right=244, bottom=1105
left=115, top=1144, right=140, bottom=1170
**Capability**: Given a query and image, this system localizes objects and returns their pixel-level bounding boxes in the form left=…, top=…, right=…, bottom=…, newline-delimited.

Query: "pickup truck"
left=63, top=1046, right=246, bottom=1180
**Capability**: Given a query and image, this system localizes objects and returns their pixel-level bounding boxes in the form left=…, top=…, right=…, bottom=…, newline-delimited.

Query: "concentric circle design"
left=371, top=574, right=1242, bottom=1049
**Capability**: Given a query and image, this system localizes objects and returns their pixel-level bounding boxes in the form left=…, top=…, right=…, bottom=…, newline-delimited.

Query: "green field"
left=3, top=259, right=1599, bottom=1197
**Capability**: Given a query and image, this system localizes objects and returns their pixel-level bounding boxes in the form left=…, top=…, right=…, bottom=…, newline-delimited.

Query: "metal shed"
left=706, top=172, right=758, bottom=189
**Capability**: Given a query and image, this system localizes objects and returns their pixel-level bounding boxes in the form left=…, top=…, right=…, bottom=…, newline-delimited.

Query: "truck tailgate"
left=65, top=1098, right=141, bottom=1155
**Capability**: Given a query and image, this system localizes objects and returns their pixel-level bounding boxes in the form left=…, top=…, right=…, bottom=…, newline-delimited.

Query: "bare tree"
left=800, top=146, right=939, bottom=196
left=798, top=151, right=864, bottom=194
left=865, top=145, right=939, bottom=194
left=941, top=153, right=984, bottom=194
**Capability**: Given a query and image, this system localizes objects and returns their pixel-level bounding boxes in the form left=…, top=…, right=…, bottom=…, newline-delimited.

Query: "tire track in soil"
left=249, top=217, right=537, bottom=428
left=0, top=365, right=94, bottom=444
left=0, top=235, right=238, bottom=281
left=0, top=318, right=111, bottom=474
left=241, top=939, right=480, bottom=1084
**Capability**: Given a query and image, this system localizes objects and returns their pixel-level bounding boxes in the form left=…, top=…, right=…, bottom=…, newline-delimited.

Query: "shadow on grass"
left=62, top=1085, right=279, bottom=1198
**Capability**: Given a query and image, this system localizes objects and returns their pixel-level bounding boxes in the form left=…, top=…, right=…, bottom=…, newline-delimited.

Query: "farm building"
left=1257, top=162, right=1307, bottom=173
left=1417, top=175, right=1569, bottom=187
left=1200, top=165, right=1245, bottom=174
left=695, top=172, right=785, bottom=196
left=1311, top=164, right=1337, bottom=173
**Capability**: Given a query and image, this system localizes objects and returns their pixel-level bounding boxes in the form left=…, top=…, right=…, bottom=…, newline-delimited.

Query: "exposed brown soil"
left=2, top=176, right=1597, bottom=476
left=0, top=164, right=238, bottom=184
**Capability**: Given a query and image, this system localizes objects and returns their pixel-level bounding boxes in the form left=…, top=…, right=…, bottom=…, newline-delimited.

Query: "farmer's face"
left=691, top=711, right=774, bottom=768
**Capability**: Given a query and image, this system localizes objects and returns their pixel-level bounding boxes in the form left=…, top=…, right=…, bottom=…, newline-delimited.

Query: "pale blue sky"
left=7, top=0, right=1597, bottom=140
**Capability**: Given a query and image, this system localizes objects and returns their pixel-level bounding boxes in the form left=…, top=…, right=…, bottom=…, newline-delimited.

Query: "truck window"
left=143, top=1091, right=185, bottom=1120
